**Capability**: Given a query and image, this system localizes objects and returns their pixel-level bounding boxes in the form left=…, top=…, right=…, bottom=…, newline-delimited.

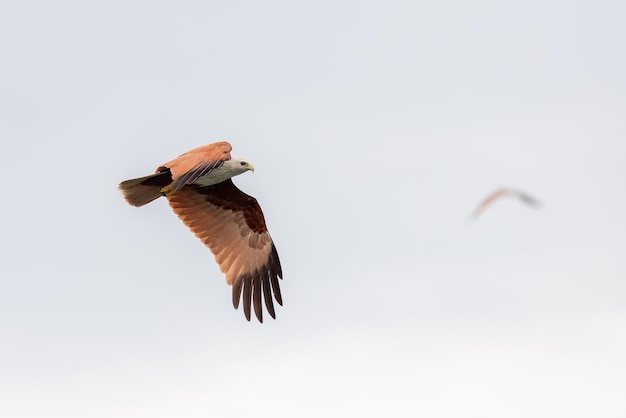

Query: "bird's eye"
left=240, top=162, right=246, bottom=166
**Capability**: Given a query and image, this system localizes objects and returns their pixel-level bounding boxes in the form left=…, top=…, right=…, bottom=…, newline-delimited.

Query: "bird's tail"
left=118, top=169, right=172, bottom=207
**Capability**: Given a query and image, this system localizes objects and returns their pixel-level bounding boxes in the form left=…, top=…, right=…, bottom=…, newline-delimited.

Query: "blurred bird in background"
left=471, top=187, right=541, bottom=219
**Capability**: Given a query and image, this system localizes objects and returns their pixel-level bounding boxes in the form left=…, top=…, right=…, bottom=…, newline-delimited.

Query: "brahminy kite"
left=119, top=141, right=282, bottom=322
left=471, top=187, right=541, bottom=219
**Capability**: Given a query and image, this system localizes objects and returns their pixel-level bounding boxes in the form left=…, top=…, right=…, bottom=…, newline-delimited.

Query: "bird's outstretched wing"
left=471, top=187, right=541, bottom=219
left=167, top=179, right=283, bottom=322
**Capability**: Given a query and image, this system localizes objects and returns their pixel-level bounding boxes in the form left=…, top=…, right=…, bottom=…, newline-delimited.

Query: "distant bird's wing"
left=472, top=188, right=513, bottom=218
left=472, top=187, right=540, bottom=218
left=517, top=191, right=541, bottom=207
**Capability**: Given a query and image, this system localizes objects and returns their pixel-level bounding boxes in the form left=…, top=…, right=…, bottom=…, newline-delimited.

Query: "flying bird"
left=118, top=141, right=282, bottom=322
left=471, top=187, right=541, bottom=219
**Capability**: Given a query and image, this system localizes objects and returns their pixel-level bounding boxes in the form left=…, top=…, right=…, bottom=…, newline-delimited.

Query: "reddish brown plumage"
left=119, top=141, right=283, bottom=322
left=157, top=141, right=232, bottom=190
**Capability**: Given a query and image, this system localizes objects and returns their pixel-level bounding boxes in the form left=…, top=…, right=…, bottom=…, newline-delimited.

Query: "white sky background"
left=1, top=0, right=625, bottom=416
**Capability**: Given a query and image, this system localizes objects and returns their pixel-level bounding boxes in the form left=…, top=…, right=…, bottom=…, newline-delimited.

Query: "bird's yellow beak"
left=249, top=163, right=255, bottom=173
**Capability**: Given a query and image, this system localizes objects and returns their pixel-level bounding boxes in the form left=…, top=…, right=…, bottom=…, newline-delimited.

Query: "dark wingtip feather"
left=271, top=243, right=283, bottom=279
left=230, top=243, right=283, bottom=322
left=271, top=276, right=283, bottom=306
left=253, top=277, right=263, bottom=323
left=270, top=243, right=283, bottom=306
left=232, top=278, right=244, bottom=309
left=243, top=275, right=252, bottom=321
left=262, top=267, right=276, bottom=319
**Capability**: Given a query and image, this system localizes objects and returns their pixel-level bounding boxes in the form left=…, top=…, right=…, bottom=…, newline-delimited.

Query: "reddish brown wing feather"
left=158, top=142, right=233, bottom=190
left=167, top=159, right=226, bottom=190
left=166, top=179, right=282, bottom=322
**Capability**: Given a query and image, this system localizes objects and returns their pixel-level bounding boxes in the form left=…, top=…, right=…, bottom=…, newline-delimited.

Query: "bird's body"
left=471, top=187, right=541, bottom=219
left=119, top=141, right=282, bottom=322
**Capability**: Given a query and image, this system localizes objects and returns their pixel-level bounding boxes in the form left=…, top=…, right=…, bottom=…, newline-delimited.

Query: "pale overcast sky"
left=1, top=1, right=625, bottom=417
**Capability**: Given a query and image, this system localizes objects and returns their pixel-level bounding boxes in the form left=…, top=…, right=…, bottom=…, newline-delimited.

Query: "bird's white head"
left=225, top=158, right=255, bottom=175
